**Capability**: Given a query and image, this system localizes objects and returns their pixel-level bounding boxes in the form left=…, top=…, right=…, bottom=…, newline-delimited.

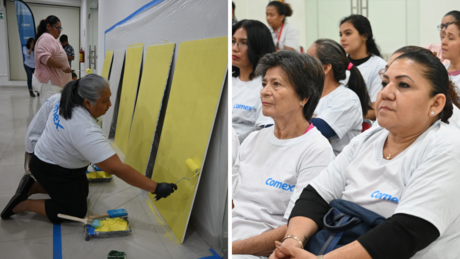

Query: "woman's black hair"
left=394, top=51, right=460, bottom=123
left=314, top=39, right=370, bottom=116
left=26, top=38, right=35, bottom=50
left=255, top=50, right=324, bottom=121
left=340, top=14, right=381, bottom=57
left=36, top=15, right=60, bottom=40
left=445, top=10, right=460, bottom=21
left=267, top=1, right=293, bottom=23
left=59, top=74, right=109, bottom=120
left=232, top=20, right=276, bottom=80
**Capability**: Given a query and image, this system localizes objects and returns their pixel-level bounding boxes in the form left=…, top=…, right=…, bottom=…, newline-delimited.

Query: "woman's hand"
left=269, top=241, right=316, bottom=259
left=61, top=66, right=72, bottom=73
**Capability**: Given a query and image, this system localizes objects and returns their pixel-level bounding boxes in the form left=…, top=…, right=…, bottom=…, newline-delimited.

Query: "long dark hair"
left=395, top=51, right=460, bottom=123
left=255, top=51, right=324, bottom=121
left=26, top=38, right=35, bottom=50
left=445, top=10, right=460, bottom=21
left=267, top=1, right=293, bottom=23
left=59, top=74, right=109, bottom=120
left=314, top=39, right=370, bottom=116
left=36, top=15, right=60, bottom=40
left=340, top=14, right=381, bottom=57
left=232, top=20, right=276, bottom=80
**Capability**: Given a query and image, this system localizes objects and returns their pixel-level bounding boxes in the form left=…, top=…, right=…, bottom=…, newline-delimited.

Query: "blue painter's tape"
left=104, top=0, right=165, bottom=53
left=53, top=223, right=62, bottom=259
left=197, top=248, right=222, bottom=259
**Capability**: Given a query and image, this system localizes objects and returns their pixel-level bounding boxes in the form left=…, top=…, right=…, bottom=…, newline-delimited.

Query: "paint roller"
left=58, top=209, right=128, bottom=227
left=73, top=68, right=92, bottom=74
left=175, top=158, right=200, bottom=184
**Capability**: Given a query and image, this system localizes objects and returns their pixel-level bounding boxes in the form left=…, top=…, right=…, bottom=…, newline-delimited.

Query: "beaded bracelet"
left=281, top=235, right=304, bottom=249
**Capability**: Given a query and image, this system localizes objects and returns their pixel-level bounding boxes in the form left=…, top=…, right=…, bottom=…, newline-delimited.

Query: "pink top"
left=305, top=122, right=314, bottom=134
left=34, top=33, right=72, bottom=87
left=448, top=70, right=460, bottom=76
left=425, top=43, right=450, bottom=65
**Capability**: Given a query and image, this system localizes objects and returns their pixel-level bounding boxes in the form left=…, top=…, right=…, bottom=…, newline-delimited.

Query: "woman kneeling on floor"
left=1, top=74, right=177, bottom=223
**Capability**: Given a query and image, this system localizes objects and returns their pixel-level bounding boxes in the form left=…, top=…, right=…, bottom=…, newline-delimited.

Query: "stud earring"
left=431, top=111, right=435, bottom=115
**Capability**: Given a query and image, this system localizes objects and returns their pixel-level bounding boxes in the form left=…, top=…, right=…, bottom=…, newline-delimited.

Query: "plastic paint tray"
left=84, top=216, right=132, bottom=241
left=86, top=171, right=113, bottom=183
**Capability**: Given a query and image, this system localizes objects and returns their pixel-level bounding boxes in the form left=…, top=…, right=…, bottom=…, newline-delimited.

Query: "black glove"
left=153, top=182, right=178, bottom=201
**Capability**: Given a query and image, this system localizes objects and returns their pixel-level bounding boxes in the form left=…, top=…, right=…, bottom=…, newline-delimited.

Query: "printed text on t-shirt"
left=53, top=102, right=64, bottom=131
left=265, top=178, right=295, bottom=192
left=233, top=103, right=255, bottom=111
left=371, top=191, right=399, bottom=203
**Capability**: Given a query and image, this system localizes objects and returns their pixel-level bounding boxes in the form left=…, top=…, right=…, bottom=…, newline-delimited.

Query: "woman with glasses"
left=33, top=15, right=72, bottom=105
left=442, top=20, right=460, bottom=90
left=339, top=15, right=386, bottom=120
left=426, top=11, right=460, bottom=64
left=232, top=20, right=276, bottom=143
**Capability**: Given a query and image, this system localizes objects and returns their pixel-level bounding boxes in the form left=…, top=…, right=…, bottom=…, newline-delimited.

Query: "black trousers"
left=29, top=154, right=89, bottom=223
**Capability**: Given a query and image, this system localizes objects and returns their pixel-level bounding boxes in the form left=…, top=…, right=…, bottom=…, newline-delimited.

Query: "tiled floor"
left=0, top=86, right=215, bottom=258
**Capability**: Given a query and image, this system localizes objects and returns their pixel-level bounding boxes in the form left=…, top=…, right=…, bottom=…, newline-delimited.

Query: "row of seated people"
left=231, top=18, right=460, bottom=258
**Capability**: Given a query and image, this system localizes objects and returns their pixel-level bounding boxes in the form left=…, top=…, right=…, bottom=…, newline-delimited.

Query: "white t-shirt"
left=25, top=93, right=61, bottom=153
left=34, top=105, right=115, bottom=169
left=232, top=76, right=274, bottom=142
left=445, top=63, right=460, bottom=92
left=232, top=127, right=240, bottom=167
left=314, top=84, right=362, bottom=155
left=310, top=120, right=460, bottom=258
left=355, top=55, right=387, bottom=103
left=232, top=126, right=335, bottom=242
left=270, top=22, right=299, bottom=52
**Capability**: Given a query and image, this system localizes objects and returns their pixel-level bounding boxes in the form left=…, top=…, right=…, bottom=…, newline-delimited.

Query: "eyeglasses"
left=54, top=25, right=63, bottom=31
left=437, top=22, right=453, bottom=31
left=378, top=68, right=386, bottom=79
left=232, top=40, right=248, bottom=48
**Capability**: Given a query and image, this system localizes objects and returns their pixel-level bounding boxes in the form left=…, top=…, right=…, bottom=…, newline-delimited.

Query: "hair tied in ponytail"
left=347, top=63, right=353, bottom=71
left=72, top=79, right=80, bottom=91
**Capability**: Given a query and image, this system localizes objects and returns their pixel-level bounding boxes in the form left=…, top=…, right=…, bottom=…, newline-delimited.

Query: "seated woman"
left=2, top=74, right=177, bottom=222
left=269, top=51, right=460, bottom=259
left=442, top=20, right=460, bottom=89
left=339, top=15, right=387, bottom=120
left=381, top=45, right=460, bottom=129
left=307, top=39, right=370, bottom=155
left=232, top=51, right=335, bottom=258
left=425, top=10, right=460, bottom=64
left=232, top=19, right=276, bottom=143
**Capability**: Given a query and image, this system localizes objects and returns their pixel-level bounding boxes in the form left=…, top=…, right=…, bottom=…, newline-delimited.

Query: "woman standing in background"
left=266, top=1, right=299, bottom=52
left=339, top=14, right=386, bottom=120
left=33, top=15, right=72, bottom=105
left=23, top=38, right=36, bottom=97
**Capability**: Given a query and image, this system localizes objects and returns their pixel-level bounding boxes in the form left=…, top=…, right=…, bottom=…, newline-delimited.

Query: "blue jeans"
left=23, top=64, right=35, bottom=91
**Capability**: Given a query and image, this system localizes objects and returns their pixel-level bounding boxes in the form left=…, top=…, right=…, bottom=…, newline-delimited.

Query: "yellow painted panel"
left=101, top=50, right=113, bottom=80
left=148, top=37, right=227, bottom=243
left=124, top=44, right=176, bottom=174
left=114, top=45, right=143, bottom=155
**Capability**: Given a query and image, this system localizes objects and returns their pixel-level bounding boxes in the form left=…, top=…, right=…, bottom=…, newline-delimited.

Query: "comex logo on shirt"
left=53, top=102, right=64, bottom=131
left=233, top=103, right=255, bottom=111
left=265, top=178, right=295, bottom=192
left=371, top=191, right=399, bottom=203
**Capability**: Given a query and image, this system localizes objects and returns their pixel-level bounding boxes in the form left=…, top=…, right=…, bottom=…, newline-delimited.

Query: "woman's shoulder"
left=368, top=55, right=387, bottom=66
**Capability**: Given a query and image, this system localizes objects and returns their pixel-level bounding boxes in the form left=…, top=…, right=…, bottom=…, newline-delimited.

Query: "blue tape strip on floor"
left=197, top=248, right=222, bottom=259
left=53, top=223, right=62, bottom=259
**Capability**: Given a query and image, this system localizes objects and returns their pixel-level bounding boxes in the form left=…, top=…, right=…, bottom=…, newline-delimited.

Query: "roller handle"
left=87, top=213, right=109, bottom=219
left=57, top=213, right=88, bottom=224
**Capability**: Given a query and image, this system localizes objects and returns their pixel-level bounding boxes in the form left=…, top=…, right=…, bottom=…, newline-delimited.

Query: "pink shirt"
left=425, top=43, right=450, bottom=65
left=34, top=33, right=72, bottom=87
